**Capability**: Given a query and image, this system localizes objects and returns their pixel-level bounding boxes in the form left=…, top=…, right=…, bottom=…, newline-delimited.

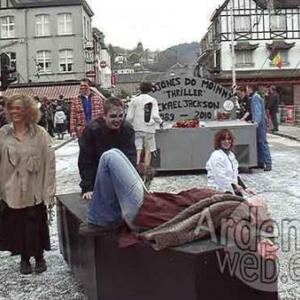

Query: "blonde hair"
left=5, top=94, right=41, bottom=124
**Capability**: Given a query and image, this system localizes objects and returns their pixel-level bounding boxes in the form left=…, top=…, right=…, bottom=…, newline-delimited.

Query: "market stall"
left=150, top=76, right=257, bottom=171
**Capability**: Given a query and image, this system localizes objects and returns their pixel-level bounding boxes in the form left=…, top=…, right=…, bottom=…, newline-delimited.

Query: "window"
left=83, top=16, right=86, bottom=38
left=270, top=15, right=286, bottom=31
left=87, top=19, right=90, bottom=40
left=58, top=13, right=73, bottom=35
left=270, top=50, right=288, bottom=66
left=35, top=14, right=50, bottom=36
left=1, top=16, right=15, bottom=38
left=7, top=52, right=16, bottom=68
left=36, top=51, right=51, bottom=73
left=234, top=16, right=251, bottom=32
left=59, top=49, right=73, bottom=72
left=235, top=51, right=253, bottom=66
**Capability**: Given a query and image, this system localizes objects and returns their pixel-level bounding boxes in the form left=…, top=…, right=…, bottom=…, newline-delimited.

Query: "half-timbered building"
left=196, top=0, right=300, bottom=110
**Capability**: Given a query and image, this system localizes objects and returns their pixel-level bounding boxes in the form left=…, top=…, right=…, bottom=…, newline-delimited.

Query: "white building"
left=196, top=0, right=300, bottom=106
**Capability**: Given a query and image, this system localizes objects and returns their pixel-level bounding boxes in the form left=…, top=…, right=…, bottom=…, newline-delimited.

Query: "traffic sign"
left=100, top=61, right=107, bottom=68
left=86, top=70, right=95, bottom=78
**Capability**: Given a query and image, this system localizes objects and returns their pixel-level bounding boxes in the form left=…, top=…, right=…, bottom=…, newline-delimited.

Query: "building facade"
left=0, top=0, right=101, bottom=84
left=196, top=0, right=300, bottom=108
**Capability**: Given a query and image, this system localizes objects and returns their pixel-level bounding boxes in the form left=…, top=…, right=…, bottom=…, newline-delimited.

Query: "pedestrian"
left=58, top=94, right=71, bottom=135
left=246, top=85, right=272, bottom=171
left=42, top=97, right=55, bottom=138
left=0, top=94, right=55, bottom=275
left=54, top=105, right=66, bottom=139
left=236, top=86, right=251, bottom=121
left=0, top=97, right=7, bottom=128
left=267, top=85, right=279, bottom=132
left=79, top=148, right=277, bottom=260
left=206, top=129, right=255, bottom=196
left=127, top=82, right=162, bottom=166
left=78, top=97, right=137, bottom=200
left=35, top=96, right=48, bottom=130
left=70, top=78, right=105, bottom=144
left=261, top=87, right=273, bottom=133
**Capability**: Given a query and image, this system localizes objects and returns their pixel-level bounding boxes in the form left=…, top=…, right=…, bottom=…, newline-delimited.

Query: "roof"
left=3, top=84, right=80, bottom=100
left=266, top=40, right=295, bottom=50
left=233, top=42, right=259, bottom=51
left=254, top=0, right=300, bottom=8
left=11, top=0, right=94, bottom=16
left=116, top=72, right=165, bottom=84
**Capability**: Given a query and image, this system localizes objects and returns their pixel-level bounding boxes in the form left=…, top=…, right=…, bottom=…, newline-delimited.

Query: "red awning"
left=3, top=85, right=80, bottom=100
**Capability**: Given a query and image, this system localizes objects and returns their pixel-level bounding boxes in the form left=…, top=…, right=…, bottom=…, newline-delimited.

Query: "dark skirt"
left=0, top=200, right=50, bottom=257
left=56, top=123, right=65, bottom=134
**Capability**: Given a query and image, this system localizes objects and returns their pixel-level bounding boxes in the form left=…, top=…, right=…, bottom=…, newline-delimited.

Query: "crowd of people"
left=39, top=95, right=70, bottom=140
left=0, top=79, right=278, bottom=276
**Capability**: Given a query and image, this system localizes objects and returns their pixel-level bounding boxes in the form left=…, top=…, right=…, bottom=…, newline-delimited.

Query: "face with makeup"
left=103, top=106, right=125, bottom=130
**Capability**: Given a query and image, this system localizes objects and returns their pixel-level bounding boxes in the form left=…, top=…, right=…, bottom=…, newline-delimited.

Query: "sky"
left=87, top=0, right=225, bottom=51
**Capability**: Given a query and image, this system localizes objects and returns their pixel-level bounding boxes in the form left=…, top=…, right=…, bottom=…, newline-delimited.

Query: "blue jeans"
left=87, top=149, right=144, bottom=229
left=257, top=120, right=272, bottom=165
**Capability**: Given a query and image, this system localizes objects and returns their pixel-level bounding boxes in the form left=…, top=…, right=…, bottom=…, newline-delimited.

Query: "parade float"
left=151, top=76, right=257, bottom=171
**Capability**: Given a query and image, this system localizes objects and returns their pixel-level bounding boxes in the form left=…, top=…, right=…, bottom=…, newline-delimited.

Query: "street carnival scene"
left=1, top=0, right=300, bottom=300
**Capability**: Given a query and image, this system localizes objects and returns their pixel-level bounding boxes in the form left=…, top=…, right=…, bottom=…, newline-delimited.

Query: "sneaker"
left=264, top=164, right=272, bottom=171
left=20, top=259, right=32, bottom=275
left=35, top=258, right=47, bottom=274
left=79, top=223, right=124, bottom=236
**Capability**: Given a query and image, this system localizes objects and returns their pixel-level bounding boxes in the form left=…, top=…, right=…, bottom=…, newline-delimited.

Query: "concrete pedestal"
left=155, top=120, right=257, bottom=171
left=56, top=193, right=278, bottom=300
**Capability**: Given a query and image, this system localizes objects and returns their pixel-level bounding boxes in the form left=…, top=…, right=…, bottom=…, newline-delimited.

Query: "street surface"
left=0, top=134, right=300, bottom=299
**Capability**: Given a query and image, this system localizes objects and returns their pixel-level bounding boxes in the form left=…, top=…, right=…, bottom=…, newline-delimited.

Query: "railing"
left=278, top=105, right=300, bottom=126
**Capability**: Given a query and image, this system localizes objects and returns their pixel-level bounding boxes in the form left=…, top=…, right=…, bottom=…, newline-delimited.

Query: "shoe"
left=264, top=164, right=272, bottom=171
left=79, top=223, right=124, bottom=236
left=250, top=164, right=264, bottom=169
left=35, top=258, right=47, bottom=273
left=20, top=259, right=32, bottom=275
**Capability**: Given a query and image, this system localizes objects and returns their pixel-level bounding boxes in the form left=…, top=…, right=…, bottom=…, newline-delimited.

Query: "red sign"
left=111, top=74, right=116, bottom=86
left=86, top=70, right=95, bottom=78
left=100, top=61, right=107, bottom=68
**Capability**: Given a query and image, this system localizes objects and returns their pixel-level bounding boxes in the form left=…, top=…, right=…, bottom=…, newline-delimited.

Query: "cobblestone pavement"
left=0, top=134, right=300, bottom=299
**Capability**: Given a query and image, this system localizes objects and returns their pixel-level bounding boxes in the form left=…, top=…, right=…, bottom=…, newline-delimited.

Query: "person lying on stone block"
left=79, top=148, right=278, bottom=260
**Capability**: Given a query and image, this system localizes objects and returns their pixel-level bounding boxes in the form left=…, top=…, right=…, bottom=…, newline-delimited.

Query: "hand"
left=71, top=132, right=77, bottom=139
left=47, top=197, right=55, bottom=210
left=82, top=191, right=93, bottom=200
left=257, top=238, right=278, bottom=260
left=253, top=122, right=259, bottom=128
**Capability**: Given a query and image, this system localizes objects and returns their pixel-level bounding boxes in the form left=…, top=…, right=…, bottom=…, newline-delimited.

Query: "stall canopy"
left=3, top=84, right=80, bottom=100
left=3, top=85, right=106, bottom=101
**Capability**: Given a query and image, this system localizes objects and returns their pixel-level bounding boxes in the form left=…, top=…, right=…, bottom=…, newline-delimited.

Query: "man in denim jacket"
left=246, top=85, right=272, bottom=171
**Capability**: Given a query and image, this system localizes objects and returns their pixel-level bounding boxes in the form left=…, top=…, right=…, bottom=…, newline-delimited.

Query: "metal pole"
left=230, top=0, right=236, bottom=91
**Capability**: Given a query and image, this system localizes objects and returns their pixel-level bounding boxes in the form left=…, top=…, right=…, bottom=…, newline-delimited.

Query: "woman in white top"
left=54, top=106, right=66, bottom=139
left=206, top=129, right=254, bottom=196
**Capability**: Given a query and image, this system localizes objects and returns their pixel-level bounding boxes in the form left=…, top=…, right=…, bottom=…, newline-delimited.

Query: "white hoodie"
left=54, top=111, right=66, bottom=126
left=126, top=94, right=162, bottom=134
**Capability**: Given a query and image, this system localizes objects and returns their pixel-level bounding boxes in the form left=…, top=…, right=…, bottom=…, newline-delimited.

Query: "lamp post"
left=230, top=0, right=236, bottom=92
